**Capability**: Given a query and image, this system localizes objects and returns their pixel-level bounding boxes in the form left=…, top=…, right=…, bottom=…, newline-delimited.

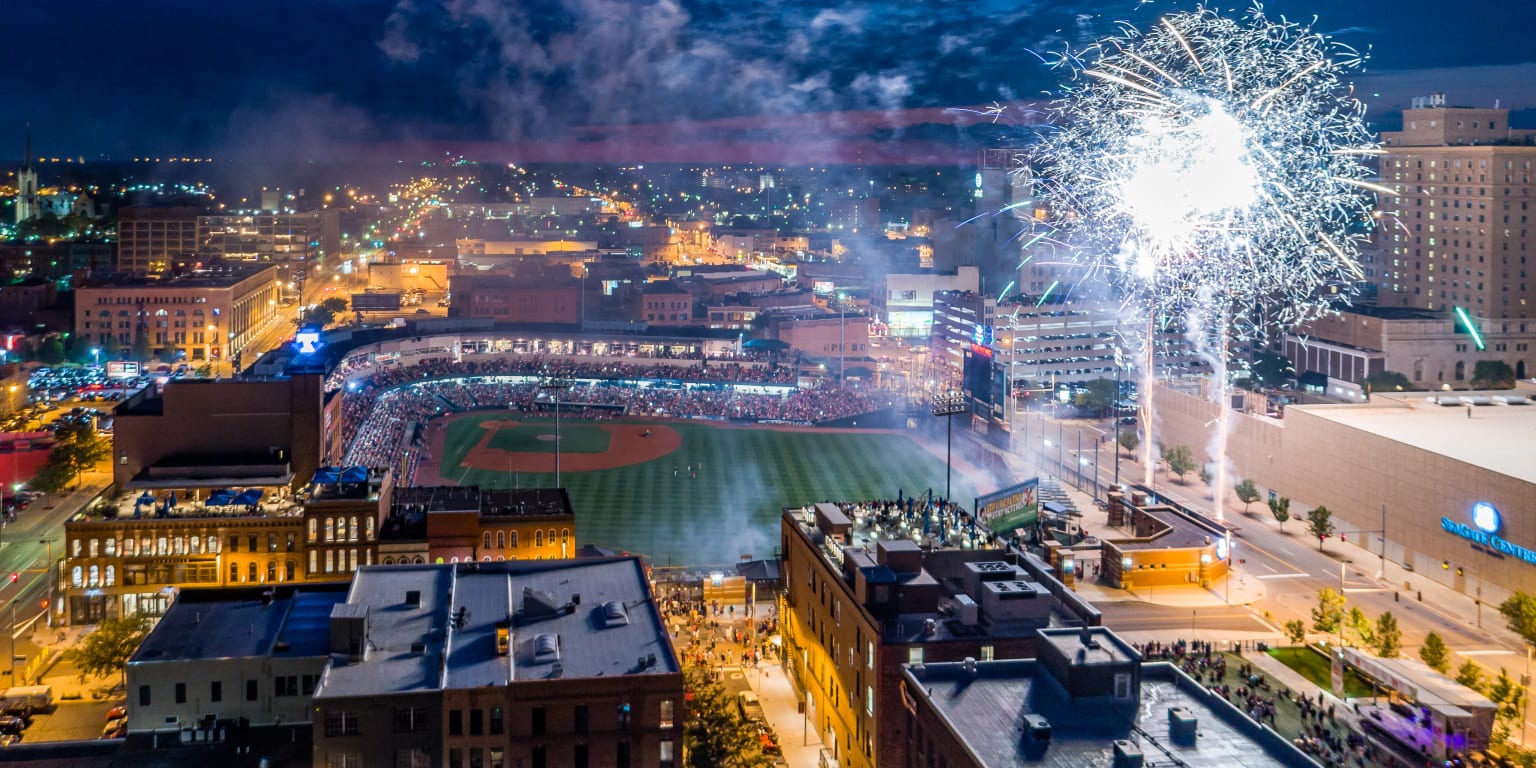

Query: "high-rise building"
left=197, top=210, right=336, bottom=266
left=13, top=127, right=38, bottom=225
left=117, top=206, right=203, bottom=274
left=1372, top=95, right=1536, bottom=318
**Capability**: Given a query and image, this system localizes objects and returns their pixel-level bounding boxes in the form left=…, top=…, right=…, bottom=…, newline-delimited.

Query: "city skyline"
left=6, top=0, right=1536, bottom=161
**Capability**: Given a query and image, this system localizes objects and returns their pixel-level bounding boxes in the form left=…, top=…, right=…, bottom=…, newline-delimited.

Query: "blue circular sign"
left=1472, top=502, right=1501, bottom=534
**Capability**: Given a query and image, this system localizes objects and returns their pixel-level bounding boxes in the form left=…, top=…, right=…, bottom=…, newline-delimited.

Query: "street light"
left=90, top=348, right=100, bottom=367
left=836, top=292, right=847, bottom=388
left=932, top=391, right=967, bottom=504
left=540, top=379, right=573, bottom=487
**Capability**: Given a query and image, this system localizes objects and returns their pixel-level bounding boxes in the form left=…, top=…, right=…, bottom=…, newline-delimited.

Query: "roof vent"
left=602, top=601, right=630, bottom=628
left=523, top=586, right=562, bottom=620
left=533, top=633, right=561, bottom=663
left=410, top=642, right=426, bottom=655
left=962, top=657, right=977, bottom=678
left=405, top=590, right=421, bottom=607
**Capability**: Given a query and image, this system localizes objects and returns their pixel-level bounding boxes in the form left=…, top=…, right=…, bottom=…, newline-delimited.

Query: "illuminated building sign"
left=294, top=330, right=323, bottom=355
left=968, top=343, right=993, bottom=358
left=972, top=323, right=994, bottom=346
left=1442, top=502, right=1536, bottom=565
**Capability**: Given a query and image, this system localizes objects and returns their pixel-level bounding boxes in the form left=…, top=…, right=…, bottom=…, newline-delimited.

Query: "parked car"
left=0, top=716, right=26, bottom=736
left=737, top=691, right=765, bottom=723
left=104, top=705, right=127, bottom=721
left=101, top=717, right=127, bottom=738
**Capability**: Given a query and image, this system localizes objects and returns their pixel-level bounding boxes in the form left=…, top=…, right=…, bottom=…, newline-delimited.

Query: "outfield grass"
left=486, top=423, right=612, bottom=454
left=440, top=416, right=980, bottom=567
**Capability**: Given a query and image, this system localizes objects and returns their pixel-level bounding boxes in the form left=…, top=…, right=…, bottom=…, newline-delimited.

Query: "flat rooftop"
left=907, top=660, right=1318, bottom=768
left=81, top=266, right=275, bottom=289
left=1296, top=392, right=1536, bottom=485
left=316, top=558, right=675, bottom=699
left=130, top=585, right=348, bottom=664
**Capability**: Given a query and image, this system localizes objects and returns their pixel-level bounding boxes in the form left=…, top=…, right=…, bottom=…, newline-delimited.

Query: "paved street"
left=1011, top=409, right=1536, bottom=741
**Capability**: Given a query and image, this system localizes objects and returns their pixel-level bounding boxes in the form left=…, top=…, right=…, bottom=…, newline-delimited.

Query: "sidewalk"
left=752, top=662, right=820, bottom=768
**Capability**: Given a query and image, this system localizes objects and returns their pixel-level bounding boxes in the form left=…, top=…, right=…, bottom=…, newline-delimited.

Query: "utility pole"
left=539, top=380, right=573, bottom=487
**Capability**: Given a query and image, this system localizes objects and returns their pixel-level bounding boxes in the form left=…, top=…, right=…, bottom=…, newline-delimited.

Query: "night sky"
left=7, top=0, right=1536, bottom=161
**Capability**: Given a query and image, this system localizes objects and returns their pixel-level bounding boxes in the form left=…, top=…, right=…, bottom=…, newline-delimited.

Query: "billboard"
left=974, top=478, right=1038, bottom=533
left=963, top=344, right=994, bottom=406
left=351, top=291, right=402, bottom=312
left=105, top=361, right=141, bottom=379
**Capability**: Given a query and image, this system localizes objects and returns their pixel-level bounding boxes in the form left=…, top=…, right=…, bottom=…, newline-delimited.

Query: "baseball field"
left=420, top=413, right=984, bottom=567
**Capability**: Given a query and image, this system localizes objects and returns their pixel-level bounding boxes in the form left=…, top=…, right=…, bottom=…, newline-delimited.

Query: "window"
left=531, top=706, right=546, bottom=736
left=247, top=535, right=257, bottom=552
left=489, top=706, right=503, bottom=735
left=324, top=711, right=359, bottom=737
left=535, top=530, right=544, bottom=547
left=908, top=647, right=924, bottom=665
left=981, top=645, right=995, bottom=661
left=574, top=704, right=588, bottom=733
left=660, top=739, right=676, bottom=768
left=1115, top=673, right=1133, bottom=699
left=449, top=749, right=462, bottom=768
left=510, top=531, right=518, bottom=548
left=496, top=531, right=505, bottom=549
left=211, top=681, right=222, bottom=702
left=275, top=676, right=299, bottom=697
left=325, top=518, right=334, bottom=542
left=490, top=748, right=505, bottom=768
left=327, top=755, right=362, bottom=768
left=395, top=748, right=431, bottom=768
left=660, top=699, right=675, bottom=729
left=349, top=517, right=359, bottom=542
left=394, top=707, right=430, bottom=733
left=175, top=682, right=187, bottom=704
left=469, top=708, right=483, bottom=735
left=573, top=745, right=587, bottom=768
left=229, top=562, right=239, bottom=583
left=303, top=674, right=318, bottom=695
left=866, top=685, right=874, bottom=716
left=268, top=562, right=277, bottom=582
left=469, top=749, right=485, bottom=768
left=249, top=562, right=258, bottom=583
left=308, top=518, right=317, bottom=543
left=617, top=742, right=631, bottom=768
left=229, top=535, right=240, bottom=552
left=531, top=748, right=547, bottom=768
left=483, top=532, right=492, bottom=550
left=449, top=709, right=463, bottom=736
left=246, top=679, right=258, bottom=701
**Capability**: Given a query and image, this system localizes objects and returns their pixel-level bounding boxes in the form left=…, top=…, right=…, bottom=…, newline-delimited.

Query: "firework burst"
left=1036, top=5, right=1384, bottom=336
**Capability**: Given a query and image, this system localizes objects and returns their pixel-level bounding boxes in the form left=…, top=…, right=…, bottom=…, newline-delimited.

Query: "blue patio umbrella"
left=233, top=489, right=264, bottom=506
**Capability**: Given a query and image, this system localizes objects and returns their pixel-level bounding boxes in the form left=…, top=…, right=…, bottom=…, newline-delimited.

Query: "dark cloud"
left=4, top=0, right=1536, bottom=158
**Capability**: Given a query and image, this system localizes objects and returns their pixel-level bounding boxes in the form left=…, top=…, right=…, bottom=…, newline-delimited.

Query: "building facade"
left=1372, top=99, right=1536, bottom=317
left=449, top=274, right=582, bottom=324
left=779, top=502, right=1073, bottom=768
left=197, top=211, right=336, bottom=266
left=1288, top=306, right=1536, bottom=386
left=117, top=206, right=203, bottom=275
left=312, top=559, right=682, bottom=768
left=75, top=265, right=280, bottom=363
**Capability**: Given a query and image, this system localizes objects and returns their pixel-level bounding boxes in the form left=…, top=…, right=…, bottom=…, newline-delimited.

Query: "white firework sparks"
left=1033, top=6, right=1385, bottom=517
left=1037, top=4, right=1382, bottom=335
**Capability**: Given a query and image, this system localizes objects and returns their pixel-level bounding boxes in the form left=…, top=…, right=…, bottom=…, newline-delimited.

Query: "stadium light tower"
left=932, top=391, right=968, bottom=503
left=540, top=379, right=573, bottom=487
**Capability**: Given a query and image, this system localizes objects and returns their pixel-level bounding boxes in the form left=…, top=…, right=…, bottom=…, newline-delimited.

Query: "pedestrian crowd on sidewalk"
left=1131, top=639, right=1400, bottom=768
left=655, top=587, right=781, bottom=672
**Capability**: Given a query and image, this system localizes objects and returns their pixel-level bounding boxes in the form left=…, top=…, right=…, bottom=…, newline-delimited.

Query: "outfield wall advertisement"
left=975, top=478, right=1038, bottom=533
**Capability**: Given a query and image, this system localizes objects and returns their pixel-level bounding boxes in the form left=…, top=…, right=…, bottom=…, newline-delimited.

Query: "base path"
left=417, top=412, right=682, bottom=484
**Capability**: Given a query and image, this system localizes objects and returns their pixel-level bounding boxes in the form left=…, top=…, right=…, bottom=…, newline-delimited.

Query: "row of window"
left=308, top=516, right=376, bottom=543
left=479, top=528, right=569, bottom=550
left=139, top=675, right=312, bottom=707
left=72, top=531, right=297, bottom=559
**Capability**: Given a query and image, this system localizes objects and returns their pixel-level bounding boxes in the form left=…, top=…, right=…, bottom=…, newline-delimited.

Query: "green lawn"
left=485, top=423, right=612, bottom=454
left=439, top=416, right=981, bottom=567
left=1267, top=646, right=1375, bottom=698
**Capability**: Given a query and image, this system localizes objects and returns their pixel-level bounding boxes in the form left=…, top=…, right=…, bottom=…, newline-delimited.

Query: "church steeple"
left=15, top=124, right=39, bottom=225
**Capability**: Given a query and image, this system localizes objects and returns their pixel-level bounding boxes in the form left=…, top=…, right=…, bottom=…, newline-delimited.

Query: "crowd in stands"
left=327, top=348, right=785, bottom=391
left=340, top=357, right=894, bottom=473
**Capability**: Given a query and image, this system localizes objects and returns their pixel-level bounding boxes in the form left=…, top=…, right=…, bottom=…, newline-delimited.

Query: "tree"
left=682, top=665, right=773, bottom=768
left=1075, top=378, right=1118, bottom=416
left=1268, top=495, right=1292, bottom=532
left=302, top=305, right=337, bottom=328
left=1307, top=505, right=1336, bottom=550
left=1487, top=667, right=1527, bottom=745
left=1364, top=370, right=1412, bottom=392
left=1161, top=444, right=1196, bottom=482
left=28, top=457, right=74, bottom=494
left=131, top=329, right=152, bottom=362
left=1198, top=465, right=1213, bottom=487
left=53, top=421, right=110, bottom=487
left=1419, top=632, right=1450, bottom=673
left=1472, top=360, right=1517, bottom=390
left=1498, top=592, right=1536, bottom=649
left=1346, top=606, right=1374, bottom=648
left=1284, top=619, right=1307, bottom=646
left=71, top=615, right=150, bottom=684
left=1235, top=480, right=1262, bottom=514
left=1373, top=612, right=1402, bottom=658
left=1118, top=429, right=1139, bottom=458
left=1456, top=660, right=1486, bottom=693
left=36, top=336, right=64, bottom=364
left=1311, top=588, right=1345, bottom=635
left=319, top=297, right=349, bottom=315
